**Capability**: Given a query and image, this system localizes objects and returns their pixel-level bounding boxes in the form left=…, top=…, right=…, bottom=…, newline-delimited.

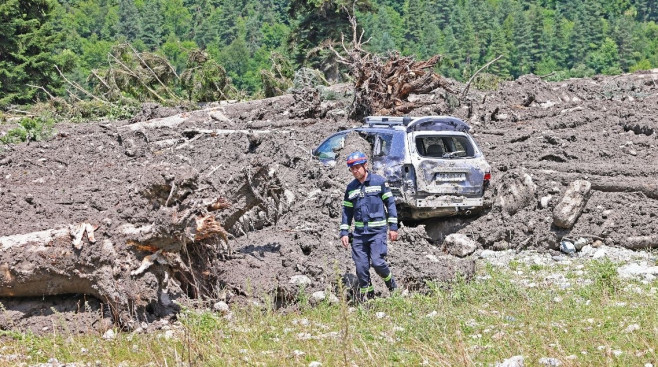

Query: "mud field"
left=1, top=71, right=657, bottom=334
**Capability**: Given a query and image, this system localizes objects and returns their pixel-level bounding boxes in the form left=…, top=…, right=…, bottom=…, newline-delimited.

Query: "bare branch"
left=55, top=65, right=108, bottom=103
left=461, top=54, right=503, bottom=100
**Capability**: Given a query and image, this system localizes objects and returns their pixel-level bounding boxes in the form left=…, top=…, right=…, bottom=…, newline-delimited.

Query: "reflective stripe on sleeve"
left=340, top=224, right=349, bottom=230
left=382, top=192, right=392, bottom=200
left=354, top=221, right=364, bottom=228
left=342, top=200, right=353, bottom=207
left=369, top=220, right=387, bottom=227
left=387, top=217, right=398, bottom=223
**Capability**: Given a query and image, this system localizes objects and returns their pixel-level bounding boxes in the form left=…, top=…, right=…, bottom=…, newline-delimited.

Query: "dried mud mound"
left=1, top=70, right=657, bottom=332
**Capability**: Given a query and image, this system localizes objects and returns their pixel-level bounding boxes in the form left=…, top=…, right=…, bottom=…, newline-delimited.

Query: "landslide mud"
left=0, top=70, right=657, bottom=333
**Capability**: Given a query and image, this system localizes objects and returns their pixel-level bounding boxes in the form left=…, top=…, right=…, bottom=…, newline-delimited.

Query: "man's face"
left=349, top=163, right=367, bottom=181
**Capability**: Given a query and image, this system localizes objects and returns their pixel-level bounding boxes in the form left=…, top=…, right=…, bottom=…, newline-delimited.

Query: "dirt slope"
left=0, top=70, right=657, bottom=333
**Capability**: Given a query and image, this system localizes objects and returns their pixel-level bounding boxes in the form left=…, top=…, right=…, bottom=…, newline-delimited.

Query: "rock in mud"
left=553, top=180, right=591, bottom=229
left=493, top=169, right=537, bottom=216
left=444, top=233, right=478, bottom=257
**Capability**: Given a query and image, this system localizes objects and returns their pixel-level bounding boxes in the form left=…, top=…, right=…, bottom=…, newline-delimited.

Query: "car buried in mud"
left=313, top=116, right=491, bottom=220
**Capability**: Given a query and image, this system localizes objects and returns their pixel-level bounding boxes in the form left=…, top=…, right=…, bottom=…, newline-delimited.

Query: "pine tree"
left=287, top=0, right=374, bottom=68
left=486, top=24, right=512, bottom=79
left=141, top=0, right=163, bottom=50
left=217, top=0, right=247, bottom=46
left=528, top=5, right=545, bottom=70
left=403, top=0, right=427, bottom=55
left=0, top=0, right=59, bottom=107
left=117, top=0, right=141, bottom=42
left=511, top=9, right=532, bottom=77
left=611, top=15, right=636, bottom=71
left=161, top=0, right=192, bottom=39
left=582, top=0, right=604, bottom=52
left=551, top=15, right=569, bottom=69
left=567, top=3, right=588, bottom=69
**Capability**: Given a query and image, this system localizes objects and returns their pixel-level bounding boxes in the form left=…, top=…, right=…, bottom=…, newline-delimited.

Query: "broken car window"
left=415, top=136, right=474, bottom=158
left=315, top=133, right=346, bottom=159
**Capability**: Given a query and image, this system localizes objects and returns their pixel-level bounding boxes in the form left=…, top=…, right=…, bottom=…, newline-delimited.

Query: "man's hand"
left=389, top=230, right=398, bottom=241
left=341, top=235, right=350, bottom=249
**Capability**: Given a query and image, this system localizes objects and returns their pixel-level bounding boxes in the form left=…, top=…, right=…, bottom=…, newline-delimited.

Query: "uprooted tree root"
left=328, top=8, right=454, bottom=118
left=0, top=159, right=289, bottom=329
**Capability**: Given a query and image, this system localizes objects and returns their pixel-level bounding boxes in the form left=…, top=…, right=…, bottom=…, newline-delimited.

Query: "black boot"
left=385, top=277, right=397, bottom=292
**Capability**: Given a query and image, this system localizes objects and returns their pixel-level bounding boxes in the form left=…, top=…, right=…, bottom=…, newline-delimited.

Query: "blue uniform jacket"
left=340, top=172, right=398, bottom=237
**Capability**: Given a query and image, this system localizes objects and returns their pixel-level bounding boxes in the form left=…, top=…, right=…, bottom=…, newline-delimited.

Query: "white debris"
left=538, top=357, right=562, bottom=366
left=102, top=329, right=116, bottom=340
left=213, top=301, right=230, bottom=314
left=496, top=355, right=524, bottom=367
left=289, top=275, right=312, bottom=286
left=131, top=250, right=167, bottom=276
left=624, top=323, right=640, bottom=333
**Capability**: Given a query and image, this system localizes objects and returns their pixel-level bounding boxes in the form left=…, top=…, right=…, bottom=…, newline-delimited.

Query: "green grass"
left=0, top=116, right=55, bottom=144
left=1, top=262, right=657, bottom=366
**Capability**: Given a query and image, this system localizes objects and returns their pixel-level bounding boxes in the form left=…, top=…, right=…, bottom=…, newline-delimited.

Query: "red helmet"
left=346, top=151, right=367, bottom=167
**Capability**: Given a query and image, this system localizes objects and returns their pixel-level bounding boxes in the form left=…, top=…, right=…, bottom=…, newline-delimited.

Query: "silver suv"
left=313, top=116, right=491, bottom=220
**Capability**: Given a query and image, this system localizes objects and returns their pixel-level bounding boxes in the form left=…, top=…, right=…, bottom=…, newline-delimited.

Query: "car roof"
left=361, top=115, right=471, bottom=133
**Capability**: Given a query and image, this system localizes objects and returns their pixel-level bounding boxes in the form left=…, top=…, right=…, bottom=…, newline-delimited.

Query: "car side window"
left=373, top=133, right=393, bottom=157
left=315, top=133, right=346, bottom=159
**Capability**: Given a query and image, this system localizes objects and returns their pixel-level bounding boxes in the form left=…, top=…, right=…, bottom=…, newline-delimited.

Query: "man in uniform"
left=340, top=151, right=399, bottom=301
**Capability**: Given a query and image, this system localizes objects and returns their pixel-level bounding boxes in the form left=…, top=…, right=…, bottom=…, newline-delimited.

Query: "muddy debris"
left=1, top=71, right=658, bottom=333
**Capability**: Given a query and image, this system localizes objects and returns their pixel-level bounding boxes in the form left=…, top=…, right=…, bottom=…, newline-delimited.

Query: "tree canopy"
left=3, top=0, right=658, bottom=107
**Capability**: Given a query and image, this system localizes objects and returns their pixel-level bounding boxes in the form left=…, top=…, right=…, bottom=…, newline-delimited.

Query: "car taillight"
left=484, top=172, right=491, bottom=181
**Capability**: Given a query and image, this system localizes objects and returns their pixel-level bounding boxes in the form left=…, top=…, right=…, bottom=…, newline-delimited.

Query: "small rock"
left=560, top=241, right=576, bottom=254
left=612, top=350, right=623, bottom=357
left=213, top=301, right=230, bottom=314
left=593, top=249, right=607, bottom=259
left=553, top=180, right=591, bottom=229
left=540, top=195, right=552, bottom=209
left=624, top=323, right=640, bottom=333
left=103, top=329, right=116, bottom=340
left=309, top=362, right=322, bottom=367
left=538, top=357, right=562, bottom=366
left=289, top=275, right=312, bottom=286
left=376, top=312, right=386, bottom=319
left=592, top=240, right=603, bottom=248
left=496, top=355, right=524, bottom=367
left=573, top=237, right=588, bottom=250
left=480, top=250, right=496, bottom=258
left=426, top=311, right=438, bottom=318
left=444, top=233, right=478, bottom=257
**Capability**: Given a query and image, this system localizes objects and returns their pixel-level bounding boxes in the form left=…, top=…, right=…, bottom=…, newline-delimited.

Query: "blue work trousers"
left=351, top=232, right=391, bottom=291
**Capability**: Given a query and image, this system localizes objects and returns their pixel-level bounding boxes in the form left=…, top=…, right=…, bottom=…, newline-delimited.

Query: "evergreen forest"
left=2, top=0, right=658, bottom=110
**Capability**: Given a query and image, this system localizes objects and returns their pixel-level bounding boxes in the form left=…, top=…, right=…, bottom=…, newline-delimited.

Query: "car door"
left=312, top=131, right=348, bottom=165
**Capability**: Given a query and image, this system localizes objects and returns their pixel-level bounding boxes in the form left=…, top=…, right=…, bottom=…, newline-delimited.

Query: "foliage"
left=0, top=116, right=55, bottom=144
left=3, top=0, right=658, bottom=113
left=0, top=0, right=59, bottom=107
left=180, top=50, right=237, bottom=102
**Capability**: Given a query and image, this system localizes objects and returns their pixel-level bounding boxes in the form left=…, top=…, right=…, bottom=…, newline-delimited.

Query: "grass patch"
left=1, top=263, right=656, bottom=366
left=0, top=116, right=55, bottom=144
